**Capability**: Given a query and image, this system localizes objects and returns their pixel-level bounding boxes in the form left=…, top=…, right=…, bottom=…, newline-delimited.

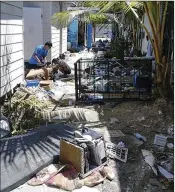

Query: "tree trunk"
left=155, top=61, right=172, bottom=98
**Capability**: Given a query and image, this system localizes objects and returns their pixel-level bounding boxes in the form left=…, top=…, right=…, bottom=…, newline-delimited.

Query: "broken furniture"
left=60, top=127, right=107, bottom=178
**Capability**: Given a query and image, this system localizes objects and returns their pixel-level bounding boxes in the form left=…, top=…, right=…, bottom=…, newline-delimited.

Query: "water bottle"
left=135, top=133, right=147, bottom=142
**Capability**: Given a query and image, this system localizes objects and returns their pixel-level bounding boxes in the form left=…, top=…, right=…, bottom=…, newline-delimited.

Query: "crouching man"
left=52, top=57, right=71, bottom=77
left=26, top=41, right=52, bottom=80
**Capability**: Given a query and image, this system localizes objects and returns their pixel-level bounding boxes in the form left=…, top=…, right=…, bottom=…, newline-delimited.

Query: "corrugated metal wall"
left=0, top=1, right=24, bottom=97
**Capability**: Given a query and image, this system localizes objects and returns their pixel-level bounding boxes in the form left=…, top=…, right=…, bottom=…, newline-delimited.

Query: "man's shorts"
left=25, top=63, right=46, bottom=70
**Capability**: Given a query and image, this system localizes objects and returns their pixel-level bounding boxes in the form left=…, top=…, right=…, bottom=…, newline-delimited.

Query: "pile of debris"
left=2, top=79, right=76, bottom=133
left=25, top=127, right=127, bottom=192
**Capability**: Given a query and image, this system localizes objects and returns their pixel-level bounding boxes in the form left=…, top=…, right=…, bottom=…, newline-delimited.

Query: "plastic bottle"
left=135, top=133, right=147, bottom=142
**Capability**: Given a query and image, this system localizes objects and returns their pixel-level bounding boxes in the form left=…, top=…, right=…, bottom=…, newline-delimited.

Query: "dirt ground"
left=87, top=98, right=174, bottom=192
left=60, top=98, right=174, bottom=192
left=7, top=97, right=174, bottom=192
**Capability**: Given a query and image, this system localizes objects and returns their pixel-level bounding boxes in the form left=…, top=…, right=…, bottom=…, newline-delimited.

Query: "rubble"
left=154, top=134, right=167, bottom=147
left=141, top=150, right=157, bottom=175
left=106, top=142, right=128, bottom=163
left=157, top=165, right=174, bottom=180
left=2, top=52, right=174, bottom=192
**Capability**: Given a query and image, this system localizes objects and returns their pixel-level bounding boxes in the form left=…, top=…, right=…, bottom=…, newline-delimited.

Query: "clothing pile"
left=27, top=163, right=114, bottom=191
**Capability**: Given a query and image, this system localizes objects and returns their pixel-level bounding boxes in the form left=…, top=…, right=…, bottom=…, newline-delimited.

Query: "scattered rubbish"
left=108, top=102, right=119, bottom=108
left=154, top=134, right=167, bottom=147
left=106, top=142, right=128, bottom=163
left=69, top=99, right=74, bottom=106
left=99, top=166, right=115, bottom=181
left=105, top=130, right=125, bottom=139
left=167, top=125, right=174, bottom=136
left=60, top=135, right=107, bottom=178
left=26, top=79, right=39, bottom=87
left=166, top=143, right=174, bottom=149
left=72, top=186, right=100, bottom=192
left=142, top=125, right=151, bottom=128
left=157, top=165, right=174, bottom=181
left=135, top=133, right=147, bottom=142
left=149, top=178, right=161, bottom=187
left=158, top=110, right=162, bottom=115
left=117, top=141, right=126, bottom=148
left=141, top=149, right=157, bottom=175
left=137, top=116, right=145, bottom=122
left=27, top=163, right=66, bottom=186
left=40, top=80, right=54, bottom=90
left=45, top=164, right=80, bottom=191
left=82, top=171, right=106, bottom=187
left=110, top=118, right=120, bottom=124
left=159, top=160, right=173, bottom=173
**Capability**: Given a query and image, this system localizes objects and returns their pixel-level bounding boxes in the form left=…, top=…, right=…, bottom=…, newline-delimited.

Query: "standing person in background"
left=146, top=35, right=156, bottom=75
left=26, top=41, right=52, bottom=80
left=146, top=35, right=153, bottom=57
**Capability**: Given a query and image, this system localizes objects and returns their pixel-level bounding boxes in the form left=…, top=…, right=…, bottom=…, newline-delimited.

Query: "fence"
left=74, top=57, right=155, bottom=103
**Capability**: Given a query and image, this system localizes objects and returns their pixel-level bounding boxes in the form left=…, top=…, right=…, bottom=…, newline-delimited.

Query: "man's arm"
left=32, top=47, right=42, bottom=64
left=33, top=54, right=42, bottom=64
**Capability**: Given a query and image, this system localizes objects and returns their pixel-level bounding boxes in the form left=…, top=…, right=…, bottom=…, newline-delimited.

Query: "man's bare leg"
left=41, top=67, right=49, bottom=80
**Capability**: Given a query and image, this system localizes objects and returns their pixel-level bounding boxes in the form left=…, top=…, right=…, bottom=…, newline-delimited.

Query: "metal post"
left=74, top=61, right=78, bottom=102
left=60, top=2, right=63, bottom=54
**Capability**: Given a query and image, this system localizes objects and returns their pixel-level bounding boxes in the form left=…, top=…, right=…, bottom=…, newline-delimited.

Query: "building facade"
left=0, top=1, right=68, bottom=98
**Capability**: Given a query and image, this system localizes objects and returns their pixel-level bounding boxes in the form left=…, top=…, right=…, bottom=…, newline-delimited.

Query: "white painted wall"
left=23, top=1, right=67, bottom=60
left=61, top=27, right=68, bottom=53
left=61, top=2, right=70, bottom=53
left=23, top=7, right=43, bottom=61
left=51, top=2, right=60, bottom=58
left=141, top=14, right=152, bottom=54
left=95, top=24, right=112, bottom=39
left=23, top=2, right=52, bottom=61
left=0, top=1, right=24, bottom=97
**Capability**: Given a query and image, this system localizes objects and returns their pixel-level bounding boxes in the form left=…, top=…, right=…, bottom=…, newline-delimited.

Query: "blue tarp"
left=87, top=24, right=92, bottom=49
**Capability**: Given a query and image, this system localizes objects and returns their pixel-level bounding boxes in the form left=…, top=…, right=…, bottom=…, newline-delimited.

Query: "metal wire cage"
left=74, top=57, right=155, bottom=103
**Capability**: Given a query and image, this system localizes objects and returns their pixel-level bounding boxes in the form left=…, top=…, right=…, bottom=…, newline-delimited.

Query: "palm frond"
left=52, top=10, right=93, bottom=28
left=85, top=13, right=109, bottom=24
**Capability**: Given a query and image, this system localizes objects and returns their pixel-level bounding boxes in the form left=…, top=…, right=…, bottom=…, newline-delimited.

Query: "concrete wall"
left=0, top=1, right=24, bottom=97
